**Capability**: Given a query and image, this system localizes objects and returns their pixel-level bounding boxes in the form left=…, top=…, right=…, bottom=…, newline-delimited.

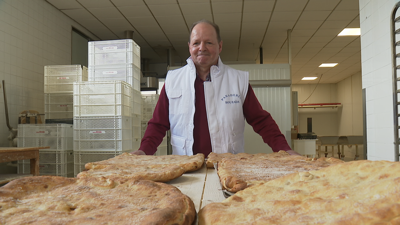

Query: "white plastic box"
left=74, top=150, right=130, bottom=177
left=44, top=65, right=88, bottom=93
left=18, top=150, right=74, bottom=177
left=132, top=114, right=141, bottom=139
left=17, top=124, right=73, bottom=151
left=132, top=138, right=141, bottom=151
left=88, top=63, right=141, bottom=88
left=44, top=93, right=73, bottom=120
left=73, top=116, right=133, bottom=152
left=73, top=81, right=132, bottom=117
left=141, top=121, right=148, bottom=139
left=88, top=39, right=140, bottom=67
left=132, top=89, right=142, bottom=115
left=141, top=93, right=159, bottom=121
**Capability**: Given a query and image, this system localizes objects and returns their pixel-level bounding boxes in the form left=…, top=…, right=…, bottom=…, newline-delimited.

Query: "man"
left=132, top=19, right=299, bottom=157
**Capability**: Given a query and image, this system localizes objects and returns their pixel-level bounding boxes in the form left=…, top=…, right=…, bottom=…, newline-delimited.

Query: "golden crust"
left=0, top=176, right=196, bottom=225
left=206, top=150, right=322, bottom=168
left=77, top=164, right=186, bottom=183
left=206, top=152, right=259, bottom=168
left=85, top=152, right=205, bottom=173
left=199, top=160, right=400, bottom=225
left=217, top=151, right=343, bottom=192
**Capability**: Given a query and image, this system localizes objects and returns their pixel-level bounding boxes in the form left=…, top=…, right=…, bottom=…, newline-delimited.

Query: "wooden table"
left=167, top=164, right=226, bottom=224
left=0, top=147, right=47, bottom=185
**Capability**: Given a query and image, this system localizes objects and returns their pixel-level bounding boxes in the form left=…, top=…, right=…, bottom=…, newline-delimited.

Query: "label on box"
left=103, top=71, right=118, bottom=75
left=90, top=131, right=105, bottom=134
left=57, top=77, right=69, bottom=80
left=103, top=46, right=117, bottom=51
left=36, top=130, right=49, bottom=134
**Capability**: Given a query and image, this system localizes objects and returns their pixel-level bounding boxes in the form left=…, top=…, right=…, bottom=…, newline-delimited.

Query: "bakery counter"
left=167, top=163, right=226, bottom=223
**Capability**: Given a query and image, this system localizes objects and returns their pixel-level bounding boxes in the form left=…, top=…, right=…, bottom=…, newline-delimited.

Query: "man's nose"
left=199, top=42, right=206, bottom=51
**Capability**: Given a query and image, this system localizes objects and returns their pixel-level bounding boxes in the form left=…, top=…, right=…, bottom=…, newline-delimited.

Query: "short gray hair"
left=189, top=19, right=221, bottom=43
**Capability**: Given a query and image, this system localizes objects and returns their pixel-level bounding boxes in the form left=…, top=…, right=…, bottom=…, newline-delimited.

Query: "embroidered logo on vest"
left=221, top=94, right=241, bottom=104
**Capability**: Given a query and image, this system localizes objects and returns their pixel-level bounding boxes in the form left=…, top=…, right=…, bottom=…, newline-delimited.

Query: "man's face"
left=188, top=23, right=222, bottom=71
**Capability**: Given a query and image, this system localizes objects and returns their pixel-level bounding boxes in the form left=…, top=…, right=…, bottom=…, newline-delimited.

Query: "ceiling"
left=44, top=0, right=361, bottom=84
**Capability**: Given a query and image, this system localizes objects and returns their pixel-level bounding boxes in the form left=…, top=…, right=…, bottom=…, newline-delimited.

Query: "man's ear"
left=219, top=41, right=223, bottom=53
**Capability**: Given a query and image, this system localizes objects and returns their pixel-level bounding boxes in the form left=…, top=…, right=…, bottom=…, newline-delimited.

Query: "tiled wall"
left=359, top=0, right=398, bottom=161
left=0, top=0, right=96, bottom=147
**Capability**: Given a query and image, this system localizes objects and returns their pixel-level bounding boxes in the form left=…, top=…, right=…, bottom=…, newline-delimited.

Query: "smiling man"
left=132, top=19, right=299, bottom=157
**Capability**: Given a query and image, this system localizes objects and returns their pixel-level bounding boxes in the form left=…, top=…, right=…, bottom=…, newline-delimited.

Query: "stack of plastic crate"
left=17, top=124, right=74, bottom=177
left=73, top=81, right=133, bottom=176
left=88, top=39, right=142, bottom=153
left=141, top=93, right=167, bottom=155
left=44, top=65, right=88, bottom=122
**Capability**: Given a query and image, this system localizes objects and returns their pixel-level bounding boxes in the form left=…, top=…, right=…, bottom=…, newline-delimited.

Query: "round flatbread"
left=0, top=176, right=196, bottom=225
left=77, top=163, right=186, bottom=182
left=199, top=160, right=400, bottom=224
left=85, top=152, right=205, bottom=173
left=217, top=153, right=343, bottom=192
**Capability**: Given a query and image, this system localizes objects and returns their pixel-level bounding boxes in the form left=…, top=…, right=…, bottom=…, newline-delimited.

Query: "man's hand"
left=285, top=150, right=301, bottom=156
left=131, top=150, right=146, bottom=155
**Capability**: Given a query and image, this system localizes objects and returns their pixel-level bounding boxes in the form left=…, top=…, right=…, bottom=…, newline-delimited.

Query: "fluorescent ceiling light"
left=301, top=77, right=318, bottom=80
left=319, top=63, right=338, bottom=67
left=338, top=28, right=360, bottom=36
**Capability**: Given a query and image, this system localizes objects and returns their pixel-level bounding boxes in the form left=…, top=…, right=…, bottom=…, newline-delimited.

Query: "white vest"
left=165, top=57, right=249, bottom=155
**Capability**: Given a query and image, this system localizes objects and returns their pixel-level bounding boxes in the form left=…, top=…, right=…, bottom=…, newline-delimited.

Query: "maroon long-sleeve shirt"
left=139, top=76, right=291, bottom=157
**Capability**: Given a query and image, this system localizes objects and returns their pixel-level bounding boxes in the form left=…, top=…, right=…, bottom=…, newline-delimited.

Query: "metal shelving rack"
left=391, top=2, right=400, bottom=161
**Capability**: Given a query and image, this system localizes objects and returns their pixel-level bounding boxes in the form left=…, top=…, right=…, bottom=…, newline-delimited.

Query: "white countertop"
left=167, top=164, right=226, bottom=224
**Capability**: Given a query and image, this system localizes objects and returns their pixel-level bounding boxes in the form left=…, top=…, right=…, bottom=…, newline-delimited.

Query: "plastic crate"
left=44, top=93, right=73, bottom=120
left=132, top=138, right=141, bottom=151
left=141, top=121, right=147, bottom=139
left=132, top=114, right=141, bottom=127
left=141, top=93, right=158, bottom=120
left=73, top=81, right=132, bottom=117
left=132, top=90, right=142, bottom=115
left=44, top=65, right=88, bottom=93
left=88, top=39, right=140, bottom=67
left=89, top=39, right=140, bottom=55
left=18, top=150, right=74, bottom=177
left=74, top=150, right=130, bottom=176
left=133, top=125, right=141, bottom=139
left=88, top=63, right=140, bottom=87
left=142, top=93, right=159, bottom=104
left=17, top=124, right=73, bottom=151
left=73, top=116, right=133, bottom=152
left=133, top=77, right=140, bottom=91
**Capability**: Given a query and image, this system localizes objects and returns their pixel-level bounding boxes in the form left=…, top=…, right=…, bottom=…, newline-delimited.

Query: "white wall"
left=359, top=0, right=397, bottom=161
left=337, top=72, right=363, bottom=136
left=292, top=72, right=363, bottom=137
left=292, top=84, right=339, bottom=135
left=0, top=0, right=97, bottom=147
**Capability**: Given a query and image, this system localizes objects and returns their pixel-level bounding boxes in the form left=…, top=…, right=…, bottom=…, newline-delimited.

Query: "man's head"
left=188, top=20, right=223, bottom=73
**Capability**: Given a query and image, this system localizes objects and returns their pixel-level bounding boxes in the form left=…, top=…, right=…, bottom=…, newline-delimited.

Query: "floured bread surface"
left=217, top=151, right=343, bottom=192
left=85, top=152, right=204, bottom=172
left=199, top=160, right=400, bottom=225
left=77, top=164, right=185, bottom=183
left=206, top=150, right=309, bottom=168
left=0, top=176, right=196, bottom=225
